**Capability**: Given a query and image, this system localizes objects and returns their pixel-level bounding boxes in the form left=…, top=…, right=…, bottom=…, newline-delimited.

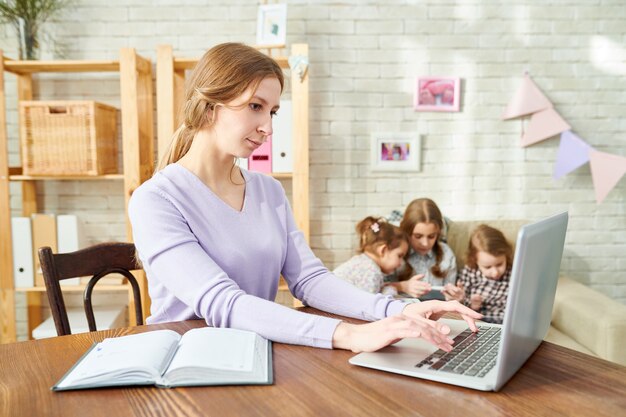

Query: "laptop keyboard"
left=415, top=325, right=501, bottom=377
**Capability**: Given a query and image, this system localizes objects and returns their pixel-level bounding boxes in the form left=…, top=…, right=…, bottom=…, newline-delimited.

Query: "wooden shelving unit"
left=156, top=44, right=310, bottom=305
left=0, top=49, right=154, bottom=343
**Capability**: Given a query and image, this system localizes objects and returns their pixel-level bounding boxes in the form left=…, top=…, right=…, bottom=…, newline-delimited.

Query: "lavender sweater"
left=128, top=164, right=406, bottom=348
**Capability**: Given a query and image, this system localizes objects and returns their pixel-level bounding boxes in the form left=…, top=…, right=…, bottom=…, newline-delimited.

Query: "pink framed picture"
left=414, top=77, right=461, bottom=112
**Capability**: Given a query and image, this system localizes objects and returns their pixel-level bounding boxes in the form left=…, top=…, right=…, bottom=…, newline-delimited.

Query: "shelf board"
left=9, top=170, right=124, bottom=181
left=9, top=173, right=287, bottom=180
left=271, top=172, right=292, bottom=180
left=9, top=174, right=124, bottom=181
left=16, top=284, right=130, bottom=293
left=173, top=56, right=289, bottom=71
left=8, top=170, right=288, bottom=181
left=3, top=59, right=120, bottom=74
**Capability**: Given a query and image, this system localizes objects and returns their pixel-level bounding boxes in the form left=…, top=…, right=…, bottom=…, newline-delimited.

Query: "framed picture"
left=370, top=133, right=421, bottom=172
left=414, top=77, right=461, bottom=112
left=256, top=4, right=287, bottom=46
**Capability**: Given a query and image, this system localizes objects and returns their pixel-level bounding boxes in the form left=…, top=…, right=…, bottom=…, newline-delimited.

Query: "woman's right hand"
left=331, top=314, right=455, bottom=353
left=400, top=274, right=430, bottom=298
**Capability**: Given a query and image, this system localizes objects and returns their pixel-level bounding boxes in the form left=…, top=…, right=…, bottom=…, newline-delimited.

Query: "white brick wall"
left=2, top=1, right=625, bottom=339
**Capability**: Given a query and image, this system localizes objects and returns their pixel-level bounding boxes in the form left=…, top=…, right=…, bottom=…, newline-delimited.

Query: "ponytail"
left=156, top=124, right=195, bottom=172
left=356, top=216, right=407, bottom=254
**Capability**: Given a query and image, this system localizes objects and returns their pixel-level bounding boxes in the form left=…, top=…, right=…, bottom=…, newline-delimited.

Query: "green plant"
left=0, top=0, right=71, bottom=59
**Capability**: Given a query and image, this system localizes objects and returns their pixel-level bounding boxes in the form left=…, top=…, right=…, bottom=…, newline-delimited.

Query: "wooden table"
left=2, top=309, right=626, bottom=417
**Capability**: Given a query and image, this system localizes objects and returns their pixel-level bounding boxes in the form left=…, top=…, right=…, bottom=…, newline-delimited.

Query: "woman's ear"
left=205, top=103, right=216, bottom=125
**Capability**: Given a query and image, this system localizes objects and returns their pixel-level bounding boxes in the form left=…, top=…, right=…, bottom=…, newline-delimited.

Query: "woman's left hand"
left=402, top=299, right=483, bottom=332
left=332, top=314, right=457, bottom=353
left=332, top=301, right=483, bottom=353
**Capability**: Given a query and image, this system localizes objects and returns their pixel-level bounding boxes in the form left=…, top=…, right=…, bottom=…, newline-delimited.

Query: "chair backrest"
left=38, top=242, right=144, bottom=336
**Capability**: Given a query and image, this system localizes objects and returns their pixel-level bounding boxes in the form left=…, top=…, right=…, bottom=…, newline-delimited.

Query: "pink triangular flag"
left=553, top=131, right=593, bottom=179
left=502, top=74, right=553, bottom=120
left=520, top=108, right=571, bottom=147
left=589, top=150, right=626, bottom=203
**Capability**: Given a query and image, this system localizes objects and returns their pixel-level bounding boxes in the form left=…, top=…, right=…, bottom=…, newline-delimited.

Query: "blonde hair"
left=356, top=216, right=408, bottom=255
left=465, top=224, right=514, bottom=270
left=399, top=198, right=447, bottom=278
left=156, top=42, right=284, bottom=171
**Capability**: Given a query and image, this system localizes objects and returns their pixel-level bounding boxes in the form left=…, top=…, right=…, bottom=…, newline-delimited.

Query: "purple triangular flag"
left=553, top=131, right=593, bottom=179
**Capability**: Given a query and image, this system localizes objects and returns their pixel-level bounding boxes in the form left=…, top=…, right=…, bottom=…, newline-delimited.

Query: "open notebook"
left=350, top=212, right=568, bottom=391
left=53, top=327, right=273, bottom=391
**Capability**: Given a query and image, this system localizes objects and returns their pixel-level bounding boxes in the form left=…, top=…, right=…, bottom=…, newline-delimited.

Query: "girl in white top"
left=334, top=217, right=408, bottom=295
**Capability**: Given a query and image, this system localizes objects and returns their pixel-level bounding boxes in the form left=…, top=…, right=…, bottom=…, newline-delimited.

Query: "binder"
left=271, top=100, right=293, bottom=173
left=11, top=217, right=35, bottom=288
left=31, top=213, right=57, bottom=287
left=249, top=136, right=272, bottom=173
left=236, top=158, right=249, bottom=170
left=57, top=214, right=86, bottom=285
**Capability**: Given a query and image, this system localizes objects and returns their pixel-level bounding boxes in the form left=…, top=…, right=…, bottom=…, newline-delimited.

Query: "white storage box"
left=32, top=306, right=126, bottom=339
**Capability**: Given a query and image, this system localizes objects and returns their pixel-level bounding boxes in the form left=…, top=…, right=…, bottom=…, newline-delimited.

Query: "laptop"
left=349, top=212, right=568, bottom=391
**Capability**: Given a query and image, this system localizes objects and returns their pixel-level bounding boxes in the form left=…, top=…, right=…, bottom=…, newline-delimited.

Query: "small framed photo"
left=414, top=77, right=461, bottom=112
left=370, top=133, right=421, bottom=172
left=256, top=4, right=288, bottom=46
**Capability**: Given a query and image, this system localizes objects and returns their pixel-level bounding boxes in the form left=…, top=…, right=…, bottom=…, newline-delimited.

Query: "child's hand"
left=442, top=283, right=464, bottom=302
left=470, top=294, right=483, bottom=311
left=400, top=274, right=430, bottom=298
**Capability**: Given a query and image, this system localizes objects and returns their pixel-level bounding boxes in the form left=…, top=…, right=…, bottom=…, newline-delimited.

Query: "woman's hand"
left=332, top=300, right=483, bottom=353
left=402, top=299, right=483, bottom=332
left=332, top=314, right=455, bottom=353
left=399, top=274, right=430, bottom=298
left=441, top=283, right=465, bottom=302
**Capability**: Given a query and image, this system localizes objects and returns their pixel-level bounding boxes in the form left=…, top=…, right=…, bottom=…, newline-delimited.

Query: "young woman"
left=386, top=198, right=457, bottom=300
left=334, top=216, right=408, bottom=295
left=128, top=43, right=481, bottom=353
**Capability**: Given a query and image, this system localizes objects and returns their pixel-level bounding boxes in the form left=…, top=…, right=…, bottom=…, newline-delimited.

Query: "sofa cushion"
left=544, top=325, right=595, bottom=356
left=552, top=277, right=626, bottom=366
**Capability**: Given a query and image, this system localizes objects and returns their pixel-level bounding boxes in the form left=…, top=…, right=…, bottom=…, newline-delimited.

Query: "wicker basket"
left=19, top=101, right=118, bottom=176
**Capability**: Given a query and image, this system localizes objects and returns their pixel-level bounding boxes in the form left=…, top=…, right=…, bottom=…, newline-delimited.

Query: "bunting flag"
left=520, top=108, right=571, bottom=147
left=501, top=74, right=553, bottom=120
left=502, top=74, right=625, bottom=204
left=589, top=151, right=626, bottom=204
left=553, top=131, right=593, bottom=179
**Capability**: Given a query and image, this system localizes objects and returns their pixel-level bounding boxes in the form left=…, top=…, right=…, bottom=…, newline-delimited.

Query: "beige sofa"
left=446, top=219, right=626, bottom=366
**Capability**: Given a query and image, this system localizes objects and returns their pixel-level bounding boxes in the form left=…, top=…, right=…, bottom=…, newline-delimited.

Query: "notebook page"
left=166, top=327, right=256, bottom=373
left=56, top=330, right=181, bottom=388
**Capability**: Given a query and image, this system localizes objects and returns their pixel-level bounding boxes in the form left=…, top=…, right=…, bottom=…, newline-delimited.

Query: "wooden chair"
left=38, top=242, right=144, bottom=336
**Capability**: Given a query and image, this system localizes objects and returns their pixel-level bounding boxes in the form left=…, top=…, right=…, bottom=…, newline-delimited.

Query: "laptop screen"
left=495, top=212, right=568, bottom=391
